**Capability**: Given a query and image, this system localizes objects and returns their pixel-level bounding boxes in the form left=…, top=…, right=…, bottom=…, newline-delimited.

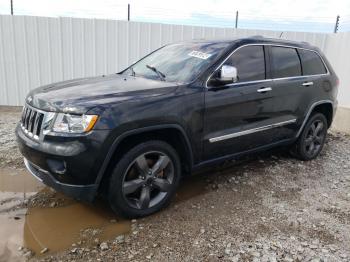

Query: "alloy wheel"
left=303, top=119, right=325, bottom=158
left=122, top=151, right=174, bottom=210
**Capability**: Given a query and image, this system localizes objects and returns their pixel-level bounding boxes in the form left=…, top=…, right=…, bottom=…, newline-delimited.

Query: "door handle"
left=302, top=81, right=314, bottom=86
left=257, top=87, right=272, bottom=93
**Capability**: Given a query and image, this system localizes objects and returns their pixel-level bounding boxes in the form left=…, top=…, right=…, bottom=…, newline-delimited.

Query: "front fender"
left=94, top=124, right=194, bottom=186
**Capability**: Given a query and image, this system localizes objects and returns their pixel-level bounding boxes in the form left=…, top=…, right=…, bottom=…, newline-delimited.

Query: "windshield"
left=122, top=42, right=230, bottom=83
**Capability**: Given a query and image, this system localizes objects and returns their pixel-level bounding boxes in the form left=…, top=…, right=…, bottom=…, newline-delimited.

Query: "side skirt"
left=192, top=138, right=296, bottom=171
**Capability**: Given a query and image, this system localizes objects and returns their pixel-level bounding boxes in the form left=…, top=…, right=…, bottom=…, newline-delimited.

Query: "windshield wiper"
left=146, top=64, right=166, bottom=81
left=130, top=67, right=136, bottom=77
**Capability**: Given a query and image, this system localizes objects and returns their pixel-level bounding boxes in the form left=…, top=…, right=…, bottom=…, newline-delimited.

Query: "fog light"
left=47, top=159, right=66, bottom=175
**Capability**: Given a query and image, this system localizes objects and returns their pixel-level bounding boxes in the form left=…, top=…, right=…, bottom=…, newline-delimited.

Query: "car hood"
left=26, top=74, right=179, bottom=114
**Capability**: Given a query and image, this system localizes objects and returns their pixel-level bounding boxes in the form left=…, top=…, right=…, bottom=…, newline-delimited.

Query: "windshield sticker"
left=188, top=51, right=212, bottom=60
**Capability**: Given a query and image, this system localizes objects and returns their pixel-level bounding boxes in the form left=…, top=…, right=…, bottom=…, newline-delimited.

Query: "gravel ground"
left=0, top=106, right=23, bottom=169
left=1, top=107, right=350, bottom=262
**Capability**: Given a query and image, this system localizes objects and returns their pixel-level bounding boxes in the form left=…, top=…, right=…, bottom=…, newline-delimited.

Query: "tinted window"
left=224, top=46, right=265, bottom=82
left=298, top=49, right=327, bottom=75
left=271, top=47, right=301, bottom=78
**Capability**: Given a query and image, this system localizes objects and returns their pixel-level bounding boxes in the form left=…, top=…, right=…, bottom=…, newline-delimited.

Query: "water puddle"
left=0, top=168, right=41, bottom=261
left=0, top=168, right=40, bottom=193
left=24, top=199, right=131, bottom=255
left=0, top=167, right=209, bottom=259
left=0, top=168, right=130, bottom=259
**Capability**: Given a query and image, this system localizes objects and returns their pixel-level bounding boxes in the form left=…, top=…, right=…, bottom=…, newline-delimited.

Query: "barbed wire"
left=127, top=5, right=346, bottom=32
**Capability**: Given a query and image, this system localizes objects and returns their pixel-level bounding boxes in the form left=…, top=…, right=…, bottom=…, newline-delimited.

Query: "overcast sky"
left=0, top=0, right=349, bottom=32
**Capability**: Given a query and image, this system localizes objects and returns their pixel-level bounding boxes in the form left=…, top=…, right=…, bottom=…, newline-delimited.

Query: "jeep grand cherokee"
left=16, top=37, right=338, bottom=218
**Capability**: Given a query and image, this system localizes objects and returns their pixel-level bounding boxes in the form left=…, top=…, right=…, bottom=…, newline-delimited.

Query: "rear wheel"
left=291, top=113, right=328, bottom=161
left=108, top=140, right=181, bottom=218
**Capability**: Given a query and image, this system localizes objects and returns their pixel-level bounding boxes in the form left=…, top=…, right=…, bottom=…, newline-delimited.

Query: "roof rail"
left=250, top=35, right=264, bottom=38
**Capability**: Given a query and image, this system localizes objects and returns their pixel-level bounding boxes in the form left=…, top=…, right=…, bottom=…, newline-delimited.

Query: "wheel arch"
left=296, top=100, right=334, bottom=138
left=95, top=124, right=194, bottom=193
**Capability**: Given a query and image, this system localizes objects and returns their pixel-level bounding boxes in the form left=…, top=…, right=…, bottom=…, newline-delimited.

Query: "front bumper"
left=16, top=123, right=111, bottom=201
left=24, top=158, right=97, bottom=201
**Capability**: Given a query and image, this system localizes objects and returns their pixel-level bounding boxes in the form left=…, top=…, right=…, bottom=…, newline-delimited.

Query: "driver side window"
left=224, top=45, right=266, bottom=82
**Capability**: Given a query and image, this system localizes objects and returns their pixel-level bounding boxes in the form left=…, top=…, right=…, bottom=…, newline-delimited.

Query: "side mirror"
left=219, top=65, right=238, bottom=84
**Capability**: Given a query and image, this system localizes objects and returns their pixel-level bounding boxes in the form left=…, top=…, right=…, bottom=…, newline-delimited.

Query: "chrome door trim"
left=302, top=81, right=314, bottom=86
left=295, top=100, right=333, bottom=138
left=257, top=87, right=272, bottom=93
left=209, top=78, right=273, bottom=89
left=205, top=43, right=330, bottom=89
left=209, top=119, right=297, bottom=143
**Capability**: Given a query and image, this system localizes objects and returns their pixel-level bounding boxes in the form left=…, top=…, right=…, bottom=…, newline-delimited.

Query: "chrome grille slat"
left=21, top=107, right=26, bottom=123
left=21, top=104, right=47, bottom=141
left=33, top=112, right=40, bottom=136
left=25, top=108, right=31, bottom=130
left=36, top=114, right=44, bottom=136
left=23, top=108, right=30, bottom=129
left=28, top=110, right=36, bottom=133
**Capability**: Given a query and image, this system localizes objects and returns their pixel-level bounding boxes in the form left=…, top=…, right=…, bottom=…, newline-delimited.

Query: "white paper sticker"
left=188, top=50, right=212, bottom=60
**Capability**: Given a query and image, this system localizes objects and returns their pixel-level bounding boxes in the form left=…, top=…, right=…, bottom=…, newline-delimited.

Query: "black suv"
left=16, top=37, right=338, bottom=218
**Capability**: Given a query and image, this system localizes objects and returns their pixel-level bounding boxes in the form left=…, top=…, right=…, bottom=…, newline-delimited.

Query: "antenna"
left=279, top=32, right=284, bottom=38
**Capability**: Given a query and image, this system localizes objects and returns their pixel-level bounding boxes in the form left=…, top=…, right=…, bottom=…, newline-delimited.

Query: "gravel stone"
left=40, top=248, right=49, bottom=254
left=99, top=242, right=108, bottom=251
left=1, top=108, right=350, bottom=261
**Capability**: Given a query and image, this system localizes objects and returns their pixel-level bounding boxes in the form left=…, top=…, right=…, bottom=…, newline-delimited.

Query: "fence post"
left=10, top=0, right=13, bottom=15
left=128, top=3, right=130, bottom=21
left=334, top=15, right=340, bottom=33
left=235, top=11, right=239, bottom=28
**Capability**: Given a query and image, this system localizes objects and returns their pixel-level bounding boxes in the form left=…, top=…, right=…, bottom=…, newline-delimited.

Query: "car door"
left=202, top=45, right=281, bottom=161
left=297, top=48, right=330, bottom=105
left=269, top=45, right=311, bottom=139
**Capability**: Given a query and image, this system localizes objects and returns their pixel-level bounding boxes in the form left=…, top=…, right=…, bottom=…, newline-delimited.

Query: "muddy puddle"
left=23, top=199, right=131, bottom=255
left=0, top=167, right=209, bottom=260
left=0, top=168, right=130, bottom=260
left=0, top=167, right=41, bottom=261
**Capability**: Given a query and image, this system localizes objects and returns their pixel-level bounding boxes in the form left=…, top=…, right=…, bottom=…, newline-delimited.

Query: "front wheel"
left=108, top=140, right=181, bottom=218
left=291, top=113, right=328, bottom=161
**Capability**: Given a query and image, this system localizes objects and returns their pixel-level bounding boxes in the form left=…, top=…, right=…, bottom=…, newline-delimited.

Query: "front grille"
left=20, top=105, right=45, bottom=140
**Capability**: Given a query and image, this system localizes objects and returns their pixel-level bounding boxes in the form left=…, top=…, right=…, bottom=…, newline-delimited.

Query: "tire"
left=108, top=140, right=181, bottom=218
left=291, top=113, right=328, bottom=161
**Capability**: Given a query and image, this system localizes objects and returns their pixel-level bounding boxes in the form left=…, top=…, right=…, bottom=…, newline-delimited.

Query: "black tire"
left=291, top=113, right=328, bottom=161
left=108, top=140, right=181, bottom=218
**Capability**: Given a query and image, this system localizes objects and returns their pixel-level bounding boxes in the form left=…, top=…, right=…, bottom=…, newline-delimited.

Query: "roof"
left=185, top=36, right=316, bottom=50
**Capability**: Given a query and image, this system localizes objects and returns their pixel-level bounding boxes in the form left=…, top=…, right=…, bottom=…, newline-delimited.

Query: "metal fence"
left=1, top=2, right=347, bottom=33
left=0, top=15, right=349, bottom=108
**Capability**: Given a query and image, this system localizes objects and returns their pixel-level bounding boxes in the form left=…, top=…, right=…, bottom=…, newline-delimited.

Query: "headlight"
left=52, top=113, right=98, bottom=133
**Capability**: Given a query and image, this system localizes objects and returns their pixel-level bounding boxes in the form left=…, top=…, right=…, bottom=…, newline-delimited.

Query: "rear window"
left=298, top=49, right=327, bottom=75
left=271, top=46, right=301, bottom=78
left=224, top=45, right=265, bottom=82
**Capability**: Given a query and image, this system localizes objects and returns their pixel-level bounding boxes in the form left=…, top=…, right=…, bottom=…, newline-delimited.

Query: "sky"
left=0, top=0, right=349, bottom=32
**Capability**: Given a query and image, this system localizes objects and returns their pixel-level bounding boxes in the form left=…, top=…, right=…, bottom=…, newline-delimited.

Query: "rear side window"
left=298, top=49, right=327, bottom=75
left=224, top=45, right=265, bottom=82
left=271, top=47, right=301, bottom=78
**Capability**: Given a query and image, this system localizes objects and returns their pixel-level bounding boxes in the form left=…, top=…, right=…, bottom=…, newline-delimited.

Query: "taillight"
left=336, top=78, right=340, bottom=87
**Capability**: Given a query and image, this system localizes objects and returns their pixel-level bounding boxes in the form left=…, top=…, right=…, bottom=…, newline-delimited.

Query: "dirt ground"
left=0, top=106, right=350, bottom=262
